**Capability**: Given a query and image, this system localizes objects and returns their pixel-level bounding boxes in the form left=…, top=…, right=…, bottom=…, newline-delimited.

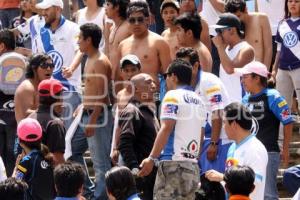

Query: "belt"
left=83, top=105, right=113, bottom=115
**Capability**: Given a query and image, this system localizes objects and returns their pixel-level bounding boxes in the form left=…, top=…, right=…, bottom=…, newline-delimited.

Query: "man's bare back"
left=83, top=52, right=112, bottom=109
left=244, top=13, right=272, bottom=68
left=14, top=79, right=39, bottom=123
left=162, top=29, right=179, bottom=60
left=118, top=31, right=171, bottom=86
left=108, top=21, right=131, bottom=80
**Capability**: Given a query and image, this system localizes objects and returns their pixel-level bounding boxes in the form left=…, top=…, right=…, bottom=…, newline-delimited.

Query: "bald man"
left=118, top=73, right=159, bottom=200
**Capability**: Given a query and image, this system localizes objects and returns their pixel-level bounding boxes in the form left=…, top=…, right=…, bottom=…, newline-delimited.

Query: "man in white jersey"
left=139, top=59, right=206, bottom=199
left=212, top=13, right=254, bottom=103
left=176, top=47, right=231, bottom=175
left=35, top=0, right=83, bottom=131
left=206, top=102, right=268, bottom=200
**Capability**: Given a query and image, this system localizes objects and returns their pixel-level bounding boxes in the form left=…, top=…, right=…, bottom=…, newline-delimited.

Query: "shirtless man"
left=179, top=0, right=212, bottom=51
left=104, top=0, right=131, bottom=81
left=116, top=1, right=171, bottom=90
left=14, top=53, right=54, bottom=123
left=212, top=13, right=254, bottom=103
left=160, top=0, right=180, bottom=60
left=225, top=0, right=272, bottom=69
left=73, top=23, right=113, bottom=200
left=110, top=54, right=141, bottom=165
left=175, top=12, right=213, bottom=72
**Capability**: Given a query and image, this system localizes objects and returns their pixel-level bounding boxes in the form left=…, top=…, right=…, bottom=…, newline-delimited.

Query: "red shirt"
left=229, top=195, right=251, bottom=200
left=0, top=0, right=20, bottom=9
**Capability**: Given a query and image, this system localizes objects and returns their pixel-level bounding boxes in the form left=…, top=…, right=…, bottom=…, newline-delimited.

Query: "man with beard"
left=35, top=0, right=83, bottom=131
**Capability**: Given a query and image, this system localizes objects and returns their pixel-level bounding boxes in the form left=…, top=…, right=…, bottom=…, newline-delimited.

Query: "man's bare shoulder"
left=117, top=88, right=132, bottom=109
left=161, top=29, right=170, bottom=37
left=95, top=53, right=112, bottom=71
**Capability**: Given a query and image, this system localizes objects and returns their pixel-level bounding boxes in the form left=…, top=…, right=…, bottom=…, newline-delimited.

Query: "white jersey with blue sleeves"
left=37, top=16, right=81, bottom=92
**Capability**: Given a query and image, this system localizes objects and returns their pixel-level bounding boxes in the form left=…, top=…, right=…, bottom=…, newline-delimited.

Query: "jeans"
left=69, top=111, right=95, bottom=199
left=283, top=165, right=300, bottom=196
left=0, top=8, right=19, bottom=28
left=0, top=123, right=16, bottom=176
left=87, top=108, right=113, bottom=200
left=62, top=91, right=82, bottom=131
left=264, top=152, right=280, bottom=200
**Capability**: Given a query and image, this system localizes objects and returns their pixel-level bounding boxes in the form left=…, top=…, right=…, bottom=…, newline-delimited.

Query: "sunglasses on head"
left=128, top=16, right=145, bottom=24
left=39, top=62, right=55, bottom=69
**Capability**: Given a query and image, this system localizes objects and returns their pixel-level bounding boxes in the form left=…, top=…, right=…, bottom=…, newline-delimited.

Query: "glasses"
left=163, top=72, right=172, bottom=80
left=128, top=17, right=146, bottom=24
left=39, top=63, right=54, bottom=69
left=215, top=27, right=231, bottom=34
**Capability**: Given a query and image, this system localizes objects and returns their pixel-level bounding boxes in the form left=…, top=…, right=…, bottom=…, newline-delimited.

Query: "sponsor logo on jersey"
left=47, top=50, right=63, bottom=74
left=183, top=93, right=201, bottom=104
left=280, top=109, right=291, bottom=121
left=206, top=86, right=221, bottom=95
left=163, top=104, right=178, bottom=115
left=283, top=31, right=298, bottom=48
left=226, top=157, right=239, bottom=168
left=278, top=100, right=287, bottom=108
left=163, top=97, right=178, bottom=104
left=40, top=160, right=49, bottom=169
left=210, top=94, right=222, bottom=104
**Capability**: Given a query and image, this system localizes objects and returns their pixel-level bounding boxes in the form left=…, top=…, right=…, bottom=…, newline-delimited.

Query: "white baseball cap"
left=120, top=54, right=141, bottom=69
left=36, top=0, right=64, bottom=9
left=235, top=61, right=270, bottom=78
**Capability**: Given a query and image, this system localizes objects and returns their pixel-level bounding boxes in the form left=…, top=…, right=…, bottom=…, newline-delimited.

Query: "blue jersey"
left=276, top=18, right=300, bottom=70
left=243, top=88, right=294, bottom=152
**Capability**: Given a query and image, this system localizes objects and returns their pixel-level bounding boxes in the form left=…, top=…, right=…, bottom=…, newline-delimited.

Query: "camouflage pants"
left=154, top=160, right=200, bottom=200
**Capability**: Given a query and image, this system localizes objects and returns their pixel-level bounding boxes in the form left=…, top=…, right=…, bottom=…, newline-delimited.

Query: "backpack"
left=0, top=52, right=26, bottom=95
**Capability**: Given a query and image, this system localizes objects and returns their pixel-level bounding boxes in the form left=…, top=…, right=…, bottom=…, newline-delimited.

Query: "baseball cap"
left=36, top=0, right=64, bottom=9
left=17, top=118, right=42, bottom=142
left=160, top=0, right=180, bottom=13
left=120, top=54, right=141, bottom=69
left=38, top=79, right=64, bottom=97
left=211, top=13, right=242, bottom=34
left=235, top=61, right=270, bottom=78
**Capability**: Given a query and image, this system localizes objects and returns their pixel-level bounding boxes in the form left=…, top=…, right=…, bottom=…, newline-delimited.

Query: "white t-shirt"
left=0, top=156, right=7, bottom=182
left=77, top=7, right=112, bottom=51
left=200, top=0, right=222, bottom=36
left=257, top=0, right=285, bottom=35
left=37, top=17, right=82, bottom=92
left=219, top=41, right=250, bottom=103
left=17, top=15, right=45, bottom=54
left=160, top=87, right=206, bottom=162
left=195, top=71, right=231, bottom=142
left=226, top=135, right=268, bottom=200
left=292, top=188, right=300, bottom=200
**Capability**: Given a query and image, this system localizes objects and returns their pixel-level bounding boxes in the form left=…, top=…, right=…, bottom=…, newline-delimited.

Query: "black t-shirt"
left=29, top=105, right=65, bottom=153
left=15, top=150, right=55, bottom=200
left=0, top=91, right=16, bottom=125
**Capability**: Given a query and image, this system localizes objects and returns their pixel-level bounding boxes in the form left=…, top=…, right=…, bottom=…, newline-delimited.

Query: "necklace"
left=109, top=20, right=125, bottom=44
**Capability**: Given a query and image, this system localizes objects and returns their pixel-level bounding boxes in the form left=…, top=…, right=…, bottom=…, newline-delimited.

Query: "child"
left=13, top=118, right=55, bottom=200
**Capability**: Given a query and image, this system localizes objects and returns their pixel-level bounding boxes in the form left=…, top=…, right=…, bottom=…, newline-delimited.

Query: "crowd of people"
left=0, top=0, right=300, bottom=200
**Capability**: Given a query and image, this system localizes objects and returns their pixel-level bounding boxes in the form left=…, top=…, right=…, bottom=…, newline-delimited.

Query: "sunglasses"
left=163, top=72, right=172, bottom=80
left=39, top=63, right=55, bottom=69
left=215, top=27, right=231, bottom=34
left=128, top=17, right=146, bottom=24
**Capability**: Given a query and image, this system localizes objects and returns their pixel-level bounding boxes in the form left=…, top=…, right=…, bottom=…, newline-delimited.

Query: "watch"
left=148, top=155, right=159, bottom=167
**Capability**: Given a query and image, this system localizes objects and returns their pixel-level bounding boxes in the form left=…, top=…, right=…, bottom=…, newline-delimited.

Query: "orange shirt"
left=229, top=195, right=251, bottom=200
left=0, top=0, right=20, bottom=9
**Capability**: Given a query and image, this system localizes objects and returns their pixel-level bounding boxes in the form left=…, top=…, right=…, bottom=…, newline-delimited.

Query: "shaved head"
left=130, top=73, right=156, bottom=102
